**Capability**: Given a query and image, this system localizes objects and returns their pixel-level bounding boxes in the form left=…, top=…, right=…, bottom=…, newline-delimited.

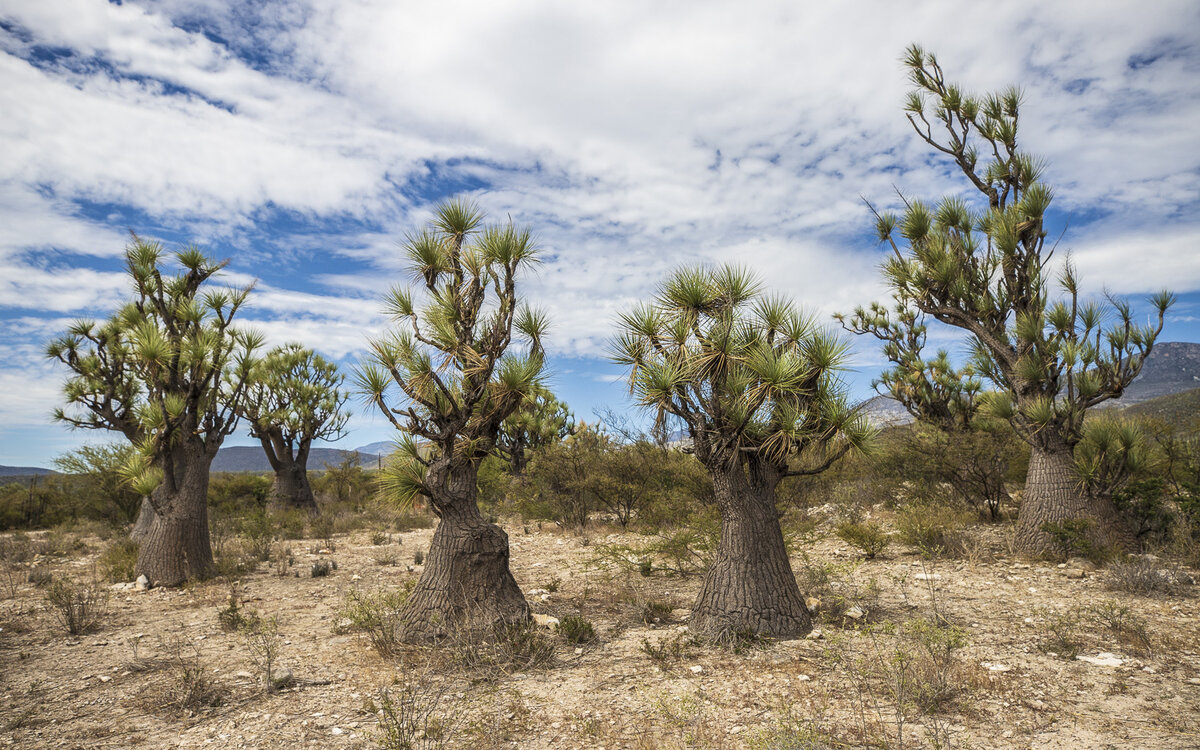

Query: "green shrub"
left=558, top=615, right=596, bottom=644
left=98, top=538, right=138, bottom=582
left=896, top=500, right=972, bottom=556
left=834, top=520, right=890, bottom=559
left=336, top=584, right=414, bottom=656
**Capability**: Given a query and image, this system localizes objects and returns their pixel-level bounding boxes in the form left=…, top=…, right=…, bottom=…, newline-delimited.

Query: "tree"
left=52, top=442, right=143, bottom=525
left=357, top=199, right=547, bottom=640
left=493, top=384, right=575, bottom=476
left=46, top=237, right=260, bottom=585
left=612, top=265, right=871, bottom=639
left=841, top=46, right=1173, bottom=555
left=239, top=344, right=350, bottom=513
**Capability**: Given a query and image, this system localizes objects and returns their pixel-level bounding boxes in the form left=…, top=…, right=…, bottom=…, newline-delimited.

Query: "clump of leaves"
left=98, top=538, right=139, bottom=582
left=1105, top=556, right=1174, bottom=596
left=1036, top=606, right=1084, bottom=659
left=639, top=631, right=698, bottom=664
left=896, top=500, right=971, bottom=556
left=558, top=615, right=596, bottom=645
left=216, top=586, right=260, bottom=633
left=311, top=560, right=335, bottom=578
left=641, top=599, right=675, bottom=625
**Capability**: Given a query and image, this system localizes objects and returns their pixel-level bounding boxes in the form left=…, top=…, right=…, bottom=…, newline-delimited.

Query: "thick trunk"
left=271, top=457, right=318, bottom=513
left=130, top=497, right=155, bottom=543
left=691, top=465, right=811, bottom=640
left=398, top=460, right=528, bottom=642
left=1014, top=439, right=1132, bottom=557
left=136, top=442, right=216, bottom=586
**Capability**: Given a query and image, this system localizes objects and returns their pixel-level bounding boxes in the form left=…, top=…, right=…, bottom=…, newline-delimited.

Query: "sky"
left=1, top=0, right=1198, bottom=467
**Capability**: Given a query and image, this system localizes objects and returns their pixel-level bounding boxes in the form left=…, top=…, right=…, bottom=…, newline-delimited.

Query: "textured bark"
left=136, top=441, right=215, bottom=586
left=270, top=458, right=318, bottom=513
left=691, top=464, right=811, bottom=640
left=398, top=460, right=528, bottom=642
left=130, top=497, right=155, bottom=543
left=1014, top=439, right=1132, bottom=557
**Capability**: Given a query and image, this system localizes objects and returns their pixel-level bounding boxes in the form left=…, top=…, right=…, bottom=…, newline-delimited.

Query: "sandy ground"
left=1, top=518, right=1199, bottom=750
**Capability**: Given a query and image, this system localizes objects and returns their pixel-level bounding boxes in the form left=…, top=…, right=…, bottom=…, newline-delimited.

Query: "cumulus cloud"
left=1, top=0, right=1198, bottom=463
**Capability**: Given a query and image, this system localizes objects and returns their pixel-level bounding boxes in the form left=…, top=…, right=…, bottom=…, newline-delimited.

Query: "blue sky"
left=1, top=0, right=1198, bottom=467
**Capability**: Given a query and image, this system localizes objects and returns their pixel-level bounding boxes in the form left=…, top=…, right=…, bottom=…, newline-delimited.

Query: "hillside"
left=1117, top=341, right=1200, bottom=404
left=0, top=466, right=56, bottom=478
left=1121, top=386, right=1200, bottom=433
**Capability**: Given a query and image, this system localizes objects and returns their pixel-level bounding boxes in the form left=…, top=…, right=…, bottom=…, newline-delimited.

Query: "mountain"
left=860, top=395, right=914, bottom=428
left=352, top=441, right=394, bottom=457
left=0, top=465, right=56, bottom=478
left=1120, top=386, right=1200, bottom=434
left=1116, top=341, right=1200, bottom=405
left=211, top=446, right=379, bottom=473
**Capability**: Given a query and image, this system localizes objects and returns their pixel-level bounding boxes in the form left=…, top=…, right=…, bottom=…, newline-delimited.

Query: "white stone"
left=845, top=606, right=865, bottom=620
left=914, top=573, right=941, bottom=581
left=689, top=665, right=703, bottom=674
left=134, top=575, right=150, bottom=591
left=532, top=614, right=559, bottom=629
left=1077, top=652, right=1124, bottom=668
left=330, top=728, right=344, bottom=735
left=981, top=662, right=1011, bottom=672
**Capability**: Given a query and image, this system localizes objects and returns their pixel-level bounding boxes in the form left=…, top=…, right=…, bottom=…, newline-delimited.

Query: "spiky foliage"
left=611, top=264, right=871, bottom=475
left=240, top=344, right=350, bottom=471
left=46, top=237, right=261, bottom=499
left=1074, top=416, right=1153, bottom=499
left=357, top=199, right=547, bottom=508
left=493, top=385, right=576, bottom=475
left=840, top=45, right=1173, bottom=451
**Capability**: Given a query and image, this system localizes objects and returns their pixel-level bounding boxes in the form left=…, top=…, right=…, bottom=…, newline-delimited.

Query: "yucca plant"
left=612, top=264, right=871, bottom=639
left=357, top=198, right=546, bottom=640
left=46, top=237, right=260, bottom=585
left=493, top=384, right=575, bottom=476
left=239, top=344, right=350, bottom=512
left=841, top=45, right=1173, bottom=555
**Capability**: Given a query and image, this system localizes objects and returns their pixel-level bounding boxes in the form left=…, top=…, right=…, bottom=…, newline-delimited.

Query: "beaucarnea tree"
left=357, top=199, right=547, bottom=640
left=239, top=344, right=350, bottom=513
left=841, top=46, right=1173, bottom=554
left=47, top=237, right=260, bottom=585
left=612, top=265, right=871, bottom=639
left=493, top=384, right=575, bottom=476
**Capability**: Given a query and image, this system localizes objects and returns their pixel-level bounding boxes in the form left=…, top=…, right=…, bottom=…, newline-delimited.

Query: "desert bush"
left=311, top=559, right=335, bottom=577
left=98, top=538, right=138, bottom=582
left=639, top=631, right=699, bottom=664
left=1087, top=599, right=1152, bottom=655
left=641, top=599, right=675, bottom=625
left=371, top=531, right=391, bottom=546
left=558, top=614, right=597, bottom=644
left=239, top=508, right=275, bottom=561
left=376, top=672, right=461, bottom=750
left=155, top=633, right=226, bottom=713
left=413, top=548, right=425, bottom=565
left=835, top=520, right=890, bottom=559
left=272, top=508, right=308, bottom=540
left=27, top=566, right=52, bottom=587
left=207, top=473, right=271, bottom=515
left=309, top=513, right=335, bottom=542
left=242, top=614, right=291, bottom=692
left=337, top=584, right=414, bottom=656
left=312, top=452, right=374, bottom=505
left=1036, top=606, right=1084, bottom=658
left=1105, top=556, right=1175, bottom=596
left=896, top=498, right=973, bottom=556
left=0, top=534, right=33, bottom=564
left=216, top=585, right=260, bottom=632
left=450, top=620, right=555, bottom=676
left=45, top=577, right=109, bottom=635
left=797, top=556, right=880, bottom=625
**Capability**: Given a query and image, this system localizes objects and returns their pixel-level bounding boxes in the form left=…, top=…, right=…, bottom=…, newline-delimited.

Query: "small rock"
left=844, top=606, right=865, bottom=620
left=1065, top=568, right=1086, bottom=579
left=134, top=575, right=150, bottom=591
left=1077, top=652, right=1124, bottom=668
left=689, top=665, right=703, bottom=674
left=574, top=647, right=583, bottom=656
left=330, top=728, right=344, bottom=736
left=350, top=574, right=361, bottom=582
left=914, top=573, right=941, bottom=581
left=981, top=662, right=1011, bottom=672
left=532, top=614, right=560, bottom=629
left=805, top=597, right=821, bottom=614
left=806, top=629, right=824, bottom=640
left=797, top=674, right=811, bottom=681
left=98, top=675, right=112, bottom=683
left=270, top=667, right=295, bottom=689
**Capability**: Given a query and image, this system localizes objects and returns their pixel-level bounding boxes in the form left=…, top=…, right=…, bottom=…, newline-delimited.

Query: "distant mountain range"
left=210, top=444, right=388, bottom=473
left=0, top=465, right=57, bottom=478
left=861, top=341, right=1200, bottom=427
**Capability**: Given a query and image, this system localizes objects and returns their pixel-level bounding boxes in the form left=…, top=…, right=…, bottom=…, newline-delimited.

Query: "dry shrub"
left=336, top=583, right=414, bottom=656
left=1105, top=556, right=1176, bottom=596
left=896, top=499, right=973, bottom=557
left=146, top=633, right=226, bottom=714
left=98, top=538, right=138, bottom=582
left=835, top=520, right=891, bottom=559
left=375, top=668, right=463, bottom=750
left=45, top=576, right=108, bottom=635
left=449, top=620, right=555, bottom=677
left=1087, top=599, right=1153, bottom=656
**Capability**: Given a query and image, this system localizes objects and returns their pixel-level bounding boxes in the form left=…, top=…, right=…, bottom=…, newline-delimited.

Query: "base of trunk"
left=271, top=464, right=318, bottom=514
left=1015, top=443, right=1133, bottom=557
left=130, top=497, right=155, bottom=543
left=398, top=515, right=529, bottom=642
left=137, top=509, right=215, bottom=586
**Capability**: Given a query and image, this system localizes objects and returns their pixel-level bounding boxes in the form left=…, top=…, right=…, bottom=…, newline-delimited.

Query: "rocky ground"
left=1, top=517, right=1199, bottom=749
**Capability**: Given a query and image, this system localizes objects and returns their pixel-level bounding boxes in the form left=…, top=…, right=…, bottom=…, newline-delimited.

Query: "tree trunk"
left=691, top=464, right=811, bottom=640
left=398, top=460, right=528, bottom=642
left=130, top=497, right=155, bottom=543
left=136, top=442, right=216, bottom=586
left=1014, top=438, right=1132, bottom=557
left=271, top=457, right=318, bottom=514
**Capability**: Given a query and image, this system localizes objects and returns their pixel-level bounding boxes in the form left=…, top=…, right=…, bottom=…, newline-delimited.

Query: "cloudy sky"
left=1, top=0, right=1198, bottom=467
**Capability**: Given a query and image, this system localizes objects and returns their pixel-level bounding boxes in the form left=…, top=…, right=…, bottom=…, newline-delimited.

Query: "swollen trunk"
left=1014, top=440, right=1131, bottom=556
left=136, top=445, right=216, bottom=586
left=398, top=461, right=528, bottom=641
left=691, top=467, right=811, bottom=640
left=271, top=458, right=318, bottom=513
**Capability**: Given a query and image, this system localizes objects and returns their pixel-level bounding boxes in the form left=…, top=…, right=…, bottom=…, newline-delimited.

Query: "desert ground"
left=1, top=512, right=1198, bottom=750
